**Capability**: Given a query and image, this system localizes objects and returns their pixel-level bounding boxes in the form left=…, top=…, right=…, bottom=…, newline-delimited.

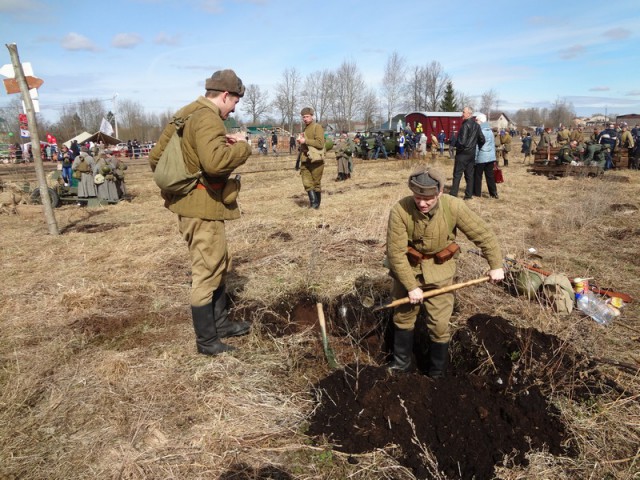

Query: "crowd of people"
left=534, top=122, right=639, bottom=170
left=145, top=69, right=506, bottom=384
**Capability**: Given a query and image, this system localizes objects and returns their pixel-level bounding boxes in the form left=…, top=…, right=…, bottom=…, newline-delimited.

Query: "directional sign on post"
left=3, top=75, right=43, bottom=94
left=0, top=62, right=40, bottom=112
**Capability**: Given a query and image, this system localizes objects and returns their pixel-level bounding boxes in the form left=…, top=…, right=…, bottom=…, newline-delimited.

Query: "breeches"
left=392, top=275, right=455, bottom=343
left=300, top=161, right=324, bottom=191
left=178, top=216, right=228, bottom=307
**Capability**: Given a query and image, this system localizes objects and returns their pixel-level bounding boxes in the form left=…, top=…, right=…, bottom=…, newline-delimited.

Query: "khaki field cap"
left=408, top=166, right=444, bottom=196
left=205, top=69, right=245, bottom=97
left=301, top=107, right=314, bottom=116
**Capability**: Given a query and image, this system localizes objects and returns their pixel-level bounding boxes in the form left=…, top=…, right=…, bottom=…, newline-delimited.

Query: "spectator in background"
left=448, top=130, right=457, bottom=159
left=521, top=132, right=532, bottom=164
left=473, top=113, right=499, bottom=199
left=271, top=130, right=278, bottom=156
left=500, top=129, right=512, bottom=167
left=450, top=106, right=485, bottom=200
left=598, top=123, right=618, bottom=170
left=430, top=132, right=438, bottom=160
left=59, top=145, right=74, bottom=185
left=289, top=135, right=296, bottom=154
left=373, top=132, right=388, bottom=159
left=94, top=151, right=119, bottom=203
left=437, top=130, right=446, bottom=155
left=398, top=132, right=406, bottom=159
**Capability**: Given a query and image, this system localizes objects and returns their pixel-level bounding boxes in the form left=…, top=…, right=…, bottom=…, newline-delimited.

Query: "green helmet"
left=515, top=269, right=545, bottom=299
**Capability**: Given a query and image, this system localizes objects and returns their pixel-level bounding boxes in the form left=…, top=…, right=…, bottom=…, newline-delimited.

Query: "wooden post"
left=6, top=43, right=59, bottom=235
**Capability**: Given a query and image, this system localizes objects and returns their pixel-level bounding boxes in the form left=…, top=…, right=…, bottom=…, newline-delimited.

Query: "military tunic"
left=149, top=96, right=251, bottom=307
left=386, top=194, right=502, bottom=342
left=557, top=129, right=570, bottom=146
left=299, top=122, right=325, bottom=193
left=500, top=132, right=512, bottom=165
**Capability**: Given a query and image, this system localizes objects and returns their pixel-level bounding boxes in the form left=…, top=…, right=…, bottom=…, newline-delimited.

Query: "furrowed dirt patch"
left=306, top=313, right=622, bottom=479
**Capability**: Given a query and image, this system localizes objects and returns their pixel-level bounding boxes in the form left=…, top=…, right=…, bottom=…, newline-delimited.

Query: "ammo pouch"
left=406, top=242, right=459, bottom=266
left=435, top=242, right=460, bottom=264
left=221, top=176, right=241, bottom=205
left=72, top=170, right=82, bottom=179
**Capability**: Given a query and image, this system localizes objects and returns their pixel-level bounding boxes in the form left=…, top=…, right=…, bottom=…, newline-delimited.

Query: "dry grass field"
left=1, top=145, right=639, bottom=479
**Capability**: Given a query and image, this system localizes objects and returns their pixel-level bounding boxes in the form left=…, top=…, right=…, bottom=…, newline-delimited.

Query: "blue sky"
left=1, top=0, right=639, bottom=123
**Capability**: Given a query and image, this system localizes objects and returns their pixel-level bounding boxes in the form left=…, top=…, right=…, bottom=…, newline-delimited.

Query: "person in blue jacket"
left=473, top=113, right=499, bottom=199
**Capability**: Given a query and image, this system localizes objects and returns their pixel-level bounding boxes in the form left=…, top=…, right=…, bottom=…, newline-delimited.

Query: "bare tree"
left=381, top=51, right=406, bottom=126
left=273, top=68, right=301, bottom=133
left=479, top=89, right=499, bottom=118
left=361, top=88, right=380, bottom=131
left=422, top=61, right=449, bottom=111
left=456, top=92, right=475, bottom=112
left=242, top=84, right=270, bottom=124
left=330, top=60, right=365, bottom=132
left=300, top=70, right=334, bottom=124
left=547, top=98, right=575, bottom=127
left=76, top=99, right=108, bottom=133
left=405, top=65, right=424, bottom=111
left=116, top=99, right=146, bottom=141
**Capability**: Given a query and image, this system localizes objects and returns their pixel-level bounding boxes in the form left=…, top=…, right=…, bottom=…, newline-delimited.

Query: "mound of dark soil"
left=306, top=314, right=606, bottom=479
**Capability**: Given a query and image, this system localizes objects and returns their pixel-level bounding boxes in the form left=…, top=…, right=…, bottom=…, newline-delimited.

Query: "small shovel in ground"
left=316, top=302, right=338, bottom=369
left=372, top=276, right=491, bottom=312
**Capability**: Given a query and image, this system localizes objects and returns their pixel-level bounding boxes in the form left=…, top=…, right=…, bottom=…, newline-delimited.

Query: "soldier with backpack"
left=149, top=69, right=252, bottom=357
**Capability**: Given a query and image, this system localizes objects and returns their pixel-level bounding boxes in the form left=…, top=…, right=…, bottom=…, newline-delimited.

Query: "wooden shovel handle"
left=316, top=303, right=328, bottom=341
left=377, top=276, right=491, bottom=311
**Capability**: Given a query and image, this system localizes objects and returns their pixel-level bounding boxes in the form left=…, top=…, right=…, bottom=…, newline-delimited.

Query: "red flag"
left=50, top=135, right=57, bottom=145
left=46, top=133, right=53, bottom=143
left=18, top=113, right=28, bottom=129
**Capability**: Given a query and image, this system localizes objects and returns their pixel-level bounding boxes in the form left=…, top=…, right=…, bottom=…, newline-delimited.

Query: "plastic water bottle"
left=575, top=291, right=618, bottom=325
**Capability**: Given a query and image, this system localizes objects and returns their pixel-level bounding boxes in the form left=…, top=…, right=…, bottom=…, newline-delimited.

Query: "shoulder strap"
left=441, top=195, right=456, bottom=241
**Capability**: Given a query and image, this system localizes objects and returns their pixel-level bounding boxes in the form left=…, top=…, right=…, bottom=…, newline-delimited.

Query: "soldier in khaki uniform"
left=430, top=132, right=438, bottom=160
left=500, top=130, right=512, bottom=166
left=385, top=167, right=504, bottom=378
left=556, top=125, right=570, bottom=146
left=619, top=123, right=635, bottom=168
left=334, top=133, right=354, bottom=181
left=297, top=107, right=325, bottom=208
left=149, top=69, right=252, bottom=356
left=570, top=126, right=584, bottom=143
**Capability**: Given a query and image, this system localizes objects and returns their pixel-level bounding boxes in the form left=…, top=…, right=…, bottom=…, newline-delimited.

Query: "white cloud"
left=61, top=33, right=98, bottom=52
left=0, top=0, right=44, bottom=12
left=112, top=33, right=144, bottom=49
left=603, top=27, right=631, bottom=40
left=626, top=90, right=640, bottom=96
left=589, top=86, right=610, bottom=92
left=154, top=32, right=181, bottom=46
left=558, top=45, right=586, bottom=60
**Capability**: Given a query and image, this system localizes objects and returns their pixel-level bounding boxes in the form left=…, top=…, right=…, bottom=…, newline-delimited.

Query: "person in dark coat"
left=449, top=107, right=485, bottom=200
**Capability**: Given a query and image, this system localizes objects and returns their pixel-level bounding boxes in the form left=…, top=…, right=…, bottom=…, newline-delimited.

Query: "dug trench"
left=230, top=283, right=627, bottom=479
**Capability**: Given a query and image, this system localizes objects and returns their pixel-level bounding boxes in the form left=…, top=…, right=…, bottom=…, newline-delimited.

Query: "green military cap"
left=205, top=69, right=245, bottom=97
left=301, top=107, right=315, bottom=116
left=408, top=166, right=445, bottom=196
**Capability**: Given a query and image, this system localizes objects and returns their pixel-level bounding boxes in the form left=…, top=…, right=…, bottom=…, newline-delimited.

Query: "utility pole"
left=5, top=43, right=59, bottom=235
left=113, top=93, right=119, bottom=139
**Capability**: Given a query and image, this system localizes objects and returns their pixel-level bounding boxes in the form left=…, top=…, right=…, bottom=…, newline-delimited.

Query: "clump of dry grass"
left=1, top=148, right=639, bottom=479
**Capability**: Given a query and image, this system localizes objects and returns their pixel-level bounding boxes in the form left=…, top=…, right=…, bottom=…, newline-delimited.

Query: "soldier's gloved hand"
left=488, top=268, right=505, bottom=283
left=408, top=287, right=424, bottom=304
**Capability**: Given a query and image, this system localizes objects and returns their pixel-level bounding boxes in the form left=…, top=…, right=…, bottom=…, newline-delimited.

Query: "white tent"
left=63, top=131, right=121, bottom=148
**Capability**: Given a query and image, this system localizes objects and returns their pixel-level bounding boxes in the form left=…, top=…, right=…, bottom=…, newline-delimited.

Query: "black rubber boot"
left=504, top=160, right=509, bottom=167
left=307, top=190, right=317, bottom=208
left=314, top=191, right=321, bottom=209
left=191, top=304, right=235, bottom=355
left=428, top=341, right=449, bottom=378
left=213, top=285, right=250, bottom=338
left=387, top=328, right=414, bottom=373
